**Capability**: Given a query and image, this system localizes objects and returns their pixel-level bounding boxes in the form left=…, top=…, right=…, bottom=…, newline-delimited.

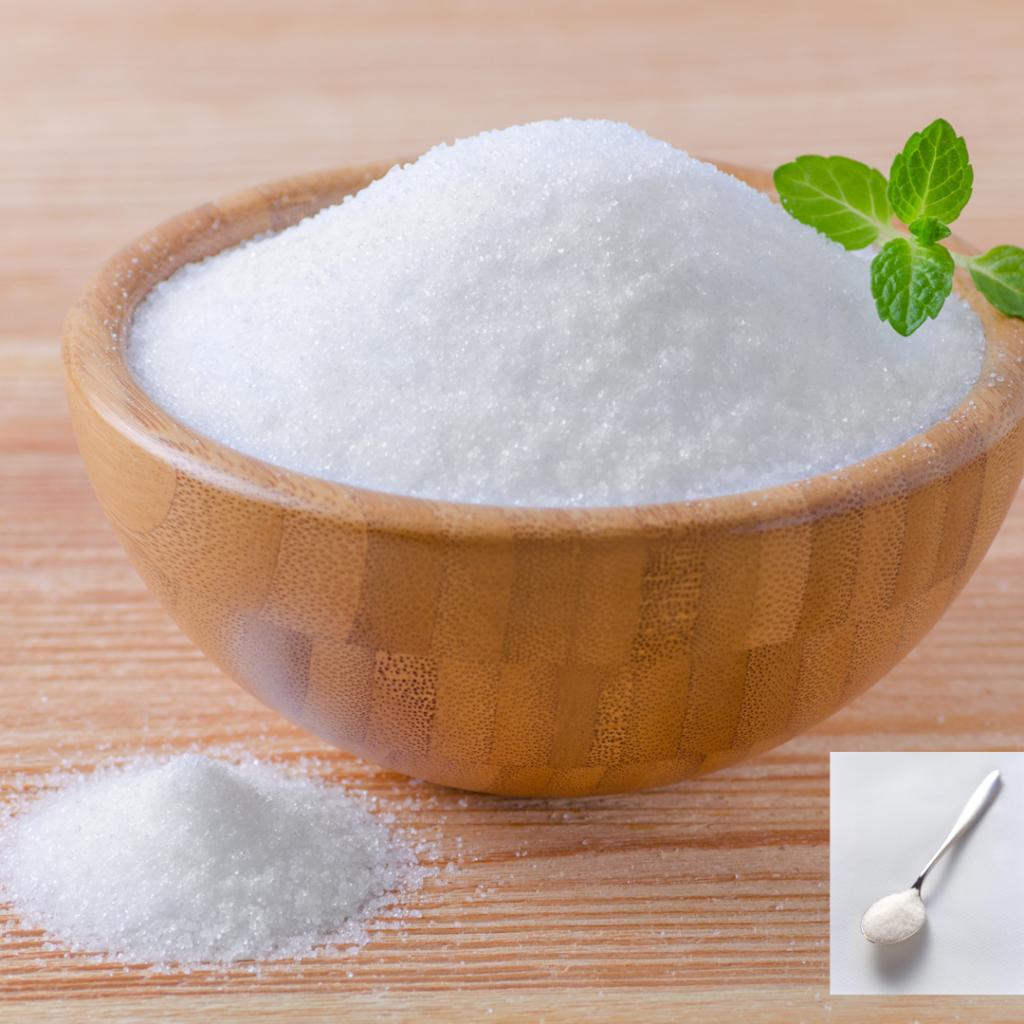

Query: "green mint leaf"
left=887, top=118, right=973, bottom=225
left=871, top=236, right=955, bottom=336
left=773, top=154, right=891, bottom=250
left=908, top=216, right=952, bottom=247
left=969, top=245, right=1024, bottom=318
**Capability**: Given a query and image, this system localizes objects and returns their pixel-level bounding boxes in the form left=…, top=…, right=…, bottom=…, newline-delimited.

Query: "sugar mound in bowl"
left=127, top=118, right=985, bottom=507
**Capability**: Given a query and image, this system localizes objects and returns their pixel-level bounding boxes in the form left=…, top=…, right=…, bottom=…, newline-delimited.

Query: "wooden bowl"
left=62, top=161, right=1024, bottom=797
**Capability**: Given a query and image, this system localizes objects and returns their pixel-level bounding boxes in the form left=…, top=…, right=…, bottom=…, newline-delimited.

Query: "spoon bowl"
left=861, top=888, right=927, bottom=944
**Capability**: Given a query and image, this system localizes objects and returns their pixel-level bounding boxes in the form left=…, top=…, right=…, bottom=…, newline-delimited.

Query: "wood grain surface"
left=3, top=0, right=1024, bottom=1020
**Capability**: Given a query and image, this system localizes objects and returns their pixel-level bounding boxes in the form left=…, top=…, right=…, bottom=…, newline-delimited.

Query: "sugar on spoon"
left=860, top=769, right=1001, bottom=944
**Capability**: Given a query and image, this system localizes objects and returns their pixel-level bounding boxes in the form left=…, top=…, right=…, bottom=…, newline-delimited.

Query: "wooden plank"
left=7, top=989, right=1024, bottom=1024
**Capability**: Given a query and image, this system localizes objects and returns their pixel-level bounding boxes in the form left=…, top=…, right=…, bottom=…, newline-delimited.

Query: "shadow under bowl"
left=62, top=160, right=1024, bottom=797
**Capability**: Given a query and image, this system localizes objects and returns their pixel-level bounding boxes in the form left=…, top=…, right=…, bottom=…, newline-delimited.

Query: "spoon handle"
left=913, top=769, right=1001, bottom=891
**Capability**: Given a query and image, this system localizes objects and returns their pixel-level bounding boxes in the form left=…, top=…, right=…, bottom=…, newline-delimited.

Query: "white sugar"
left=129, top=119, right=985, bottom=507
left=860, top=888, right=927, bottom=943
left=0, top=754, right=417, bottom=964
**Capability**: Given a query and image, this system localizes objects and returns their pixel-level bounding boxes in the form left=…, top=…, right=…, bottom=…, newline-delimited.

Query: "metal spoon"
left=860, top=769, right=1001, bottom=944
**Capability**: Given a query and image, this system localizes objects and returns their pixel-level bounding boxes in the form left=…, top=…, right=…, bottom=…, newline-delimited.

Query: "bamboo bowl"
left=63, top=161, right=1024, bottom=797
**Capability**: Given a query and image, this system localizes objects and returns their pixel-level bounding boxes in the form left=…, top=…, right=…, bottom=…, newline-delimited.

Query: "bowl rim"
left=62, top=158, right=1024, bottom=542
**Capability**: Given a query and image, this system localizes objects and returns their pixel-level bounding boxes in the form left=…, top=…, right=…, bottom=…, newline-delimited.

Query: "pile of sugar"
left=860, top=888, right=927, bottom=944
left=129, top=118, right=985, bottom=507
left=0, top=754, right=416, bottom=964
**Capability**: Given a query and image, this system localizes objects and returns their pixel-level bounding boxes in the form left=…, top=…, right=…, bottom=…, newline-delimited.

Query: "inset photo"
left=831, top=751, right=1024, bottom=994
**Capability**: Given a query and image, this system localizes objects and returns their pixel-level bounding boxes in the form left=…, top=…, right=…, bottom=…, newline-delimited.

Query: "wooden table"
left=3, top=1, right=1024, bottom=1019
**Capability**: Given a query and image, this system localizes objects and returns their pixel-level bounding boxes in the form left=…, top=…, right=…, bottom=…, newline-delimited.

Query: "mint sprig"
left=774, top=118, right=1024, bottom=336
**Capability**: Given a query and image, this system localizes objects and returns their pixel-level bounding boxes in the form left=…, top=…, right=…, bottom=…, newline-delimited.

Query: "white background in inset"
left=830, top=750, right=1024, bottom=995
